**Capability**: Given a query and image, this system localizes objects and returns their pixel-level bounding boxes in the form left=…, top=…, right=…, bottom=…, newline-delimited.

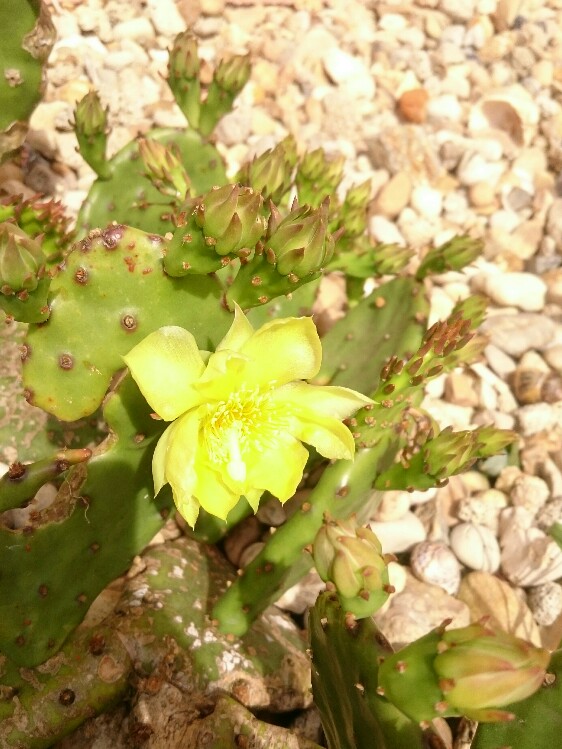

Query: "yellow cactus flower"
left=124, top=305, right=372, bottom=527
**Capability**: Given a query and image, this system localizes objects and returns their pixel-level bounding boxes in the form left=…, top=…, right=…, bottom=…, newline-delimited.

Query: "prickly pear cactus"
left=22, top=224, right=230, bottom=421
left=0, top=0, right=55, bottom=160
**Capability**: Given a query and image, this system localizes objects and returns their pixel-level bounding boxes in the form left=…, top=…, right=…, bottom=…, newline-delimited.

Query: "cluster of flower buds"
left=225, top=196, right=336, bottom=309
left=164, top=184, right=266, bottom=276
left=377, top=619, right=550, bottom=723
left=312, top=515, right=394, bottom=618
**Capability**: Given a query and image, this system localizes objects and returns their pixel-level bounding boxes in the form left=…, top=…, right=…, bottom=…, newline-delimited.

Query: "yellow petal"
left=216, top=302, right=254, bottom=352
left=293, top=413, right=356, bottom=460
left=196, top=350, right=249, bottom=400
left=244, top=488, right=264, bottom=512
left=240, top=316, right=322, bottom=387
left=164, top=409, right=200, bottom=500
left=152, top=421, right=176, bottom=495
left=194, top=463, right=242, bottom=521
left=172, top=488, right=200, bottom=528
left=124, top=326, right=205, bottom=421
left=273, top=382, right=372, bottom=419
left=245, top=436, right=309, bottom=503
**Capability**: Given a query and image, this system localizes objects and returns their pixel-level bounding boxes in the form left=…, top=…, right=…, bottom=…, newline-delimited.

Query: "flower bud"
left=73, top=91, right=110, bottom=178
left=434, top=622, right=549, bottom=719
left=267, top=199, right=334, bottom=277
left=378, top=620, right=550, bottom=723
left=74, top=91, right=107, bottom=139
left=297, top=148, right=345, bottom=205
left=168, top=31, right=200, bottom=80
left=167, top=31, right=201, bottom=129
left=138, top=138, right=190, bottom=199
left=344, top=179, right=372, bottom=209
left=313, top=516, right=392, bottom=618
left=215, top=54, right=251, bottom=94
left=244, top=142, right=295, bottom=203
left=0, top=222, right=45, bottom=295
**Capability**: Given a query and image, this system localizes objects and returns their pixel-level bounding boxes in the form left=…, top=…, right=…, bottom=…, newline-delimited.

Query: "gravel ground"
left=4, top=0, right=562, bottom=663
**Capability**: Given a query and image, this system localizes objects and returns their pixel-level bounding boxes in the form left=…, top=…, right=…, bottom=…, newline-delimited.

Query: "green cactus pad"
left=22, top=225, right=230, bottom=421
left=77, top=129, right=227, bottom=237
left=0, top=373, right=172, bottom=666
left=0, top=0, right=55, bottom=159
left=313, top=276, right=428, bottom=394
left=0, top=624, right=131, bottom=748
left=0, top=322, right=106, bottom=464
left=309, top=592, right=433, bottom=749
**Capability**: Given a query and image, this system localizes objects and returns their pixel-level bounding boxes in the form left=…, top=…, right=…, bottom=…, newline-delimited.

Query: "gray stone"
left=480, top=313, right=556, bottom=357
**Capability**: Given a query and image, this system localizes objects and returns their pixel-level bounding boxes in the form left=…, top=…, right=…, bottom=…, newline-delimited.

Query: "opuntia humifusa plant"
left=1, top=21, right=546, bottom=749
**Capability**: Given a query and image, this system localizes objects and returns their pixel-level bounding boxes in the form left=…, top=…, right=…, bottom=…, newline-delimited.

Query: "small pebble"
left=410, top=541, right=461, bottom=595
left=450, top=522, right=501, bottom=572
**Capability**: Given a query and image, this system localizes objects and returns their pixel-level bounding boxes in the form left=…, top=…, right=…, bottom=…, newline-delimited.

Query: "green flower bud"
left=138, top=138, right=190, bottom=199
left=0, top=222, right=45, bottom=295
left=267, top=199, right=334, bottom=277
left=215, top=53, right=251, bottom=94
left=313, top=516, right=392, bottom=618
left=168, top=31, right=200, bottom=80
left=167, top=31, right=201, bottom=129
left=344, top=179, right=372, bottom=209
left=297, top=148, right=345, bottom=206
left=416, top=235, right=484, bottom=281
left=73, top=91, right=110, bottom=178
left=74, top=91, right=107, bottom=139
left=244, top=142, right=295, bottom=203
left=195, top=184, right=266, bottom=255
left=378, top=620, right=550, bottom=723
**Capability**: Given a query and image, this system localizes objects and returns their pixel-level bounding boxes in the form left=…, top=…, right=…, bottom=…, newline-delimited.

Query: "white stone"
left=369, top=216, right=405, bottom=246
left=410, top=183, right=443, bottom=220
left=527, top=582, right=562, bottom=627
left=518, top=403, right=562, bottom=436
left=481, top=313, right=556, bottom=357
left=457, top=152, right=506, bottom=187
left=146, top=0, right=185, bottom=36
left=510, top=474, right=550, bottom=516
left=114, top=17, right=155, bottom=42
left=501, top=521, right=562, bottom=587
left=472, top=271, right=547, bottom=311
left=426, top=94, right=463, bottom=122
left=421, top=397, right=474, bottom=430
left=322, top=48, right=375, bottom=99
left=450, top=522, right=501, bottom=572
left=410, top=541, right=461, bottom=594
left=369, top=512, right=426, bottom=554
left=468, top=85, right=541, bottom=146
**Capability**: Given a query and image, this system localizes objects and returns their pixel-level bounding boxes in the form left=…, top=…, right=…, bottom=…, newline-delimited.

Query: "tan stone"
left=457, top=571, right=541, bottom=646
left=373, top=171, right=412, bottom=218
left=374, top=572, right=470, bottom=649
left=444, top=372, right=480, bottom=407
left=468, top=181, right=497, bottom=208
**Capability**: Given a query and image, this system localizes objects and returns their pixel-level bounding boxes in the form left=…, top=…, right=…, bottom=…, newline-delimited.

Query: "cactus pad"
left=77, top=129, right=227, bottom=237
left=22, top=224, right=230, bottom=421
